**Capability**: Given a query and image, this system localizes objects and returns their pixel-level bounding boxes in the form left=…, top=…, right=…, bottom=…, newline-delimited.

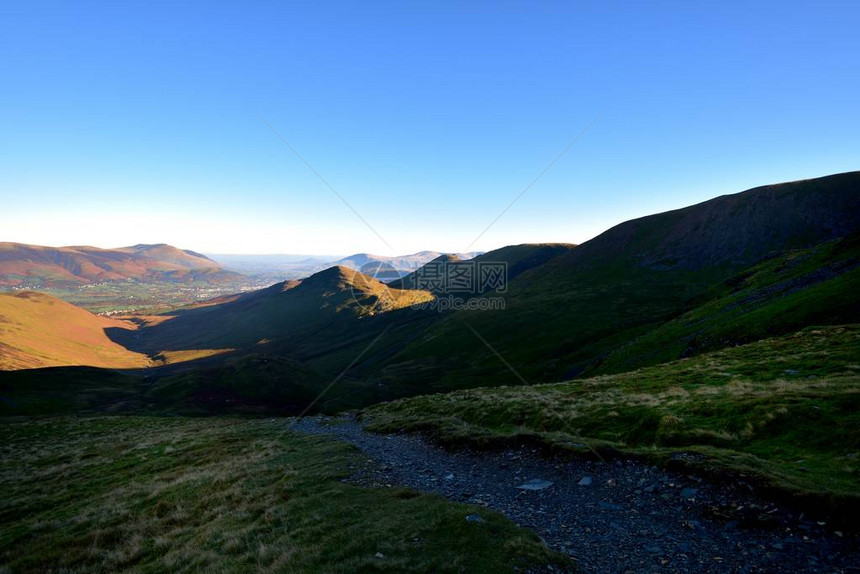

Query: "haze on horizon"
left=1, top=2, right=858, bottom=256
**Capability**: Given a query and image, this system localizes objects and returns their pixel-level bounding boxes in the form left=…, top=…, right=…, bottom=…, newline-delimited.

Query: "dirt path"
left=292, top=415, right=858, bottom=573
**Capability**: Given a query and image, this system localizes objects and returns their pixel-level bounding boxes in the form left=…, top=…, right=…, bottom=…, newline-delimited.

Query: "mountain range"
left=207, top=250, right=483, bottom=282
left=0, top=171, right=858, bottom=415
left=0, top=242, right=243, bottom=287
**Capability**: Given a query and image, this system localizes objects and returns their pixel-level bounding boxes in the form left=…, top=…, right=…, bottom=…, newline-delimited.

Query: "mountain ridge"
left=1, top=171, right=857, bottom=414
left=0, top=242, right=243, bottom=287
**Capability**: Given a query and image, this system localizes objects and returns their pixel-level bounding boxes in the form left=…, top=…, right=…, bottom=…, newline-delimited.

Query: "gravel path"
left=292, top=415, right=859, bottom=573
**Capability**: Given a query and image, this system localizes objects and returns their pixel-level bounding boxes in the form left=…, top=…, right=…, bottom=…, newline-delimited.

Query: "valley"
left=6, top=3, right=859, bottom=570
left=1, top=172, right=858, bottom=572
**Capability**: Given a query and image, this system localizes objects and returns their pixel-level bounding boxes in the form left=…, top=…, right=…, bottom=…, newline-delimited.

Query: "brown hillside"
left=0, top=242, right=243, bottom=287
left=0, top=292, right=150, bottom=369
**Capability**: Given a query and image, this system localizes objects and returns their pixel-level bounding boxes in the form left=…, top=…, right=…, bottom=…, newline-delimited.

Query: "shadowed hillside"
left=552, top=171, right=860, bottom=273
left=110, top=265, right=434, bottom=361
left=375, top=172, right=860, bottom=390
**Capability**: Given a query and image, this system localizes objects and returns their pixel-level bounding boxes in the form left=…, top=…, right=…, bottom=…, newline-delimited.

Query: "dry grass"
left=0, top=292, right=150, bottom=370
left=0, top=417, right=568, bottom=573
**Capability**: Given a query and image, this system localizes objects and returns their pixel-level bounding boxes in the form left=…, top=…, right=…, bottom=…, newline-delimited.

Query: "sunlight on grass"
left=365, top=325, right=860, bottom=512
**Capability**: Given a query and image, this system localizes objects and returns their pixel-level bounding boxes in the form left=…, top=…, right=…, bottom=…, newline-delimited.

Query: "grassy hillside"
left=122, top=265, right=433, bottom=357
left=597, top=233, right=860, bottom=374
left=0, top=367, right=145, bottom=415
left=364, top=325, right=860, bottom=518
left=0, top=292, right=150, bottom=370
left=369, top=172, right=860, bottom=390
left=0, top=417, right=568, bottom=572
left=389, top=243, right=575, bottom=292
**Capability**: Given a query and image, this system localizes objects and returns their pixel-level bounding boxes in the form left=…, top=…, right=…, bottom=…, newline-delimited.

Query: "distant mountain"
left=205, top=251, right=481, bottom=282
left=390, top=244, right=575, bottom=292
left=0, top=291, right=150, bottom=369
left=335, top=251, right=482, bottom=275
left=0, top=242, right=244, bottom=287
left=205, top=253, right=341, bottom=278
left=116, top=244, right=217, bottom=268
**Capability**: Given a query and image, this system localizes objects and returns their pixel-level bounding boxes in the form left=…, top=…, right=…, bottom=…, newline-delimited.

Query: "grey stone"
left=516, top=478, right=554, bottom=491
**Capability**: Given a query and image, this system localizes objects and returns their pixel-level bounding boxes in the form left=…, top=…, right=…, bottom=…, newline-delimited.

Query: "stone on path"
left=516, top=478, right=554, bottom=491
left=680, top=487, right=698, bottom=500
left=578, top=476, right=593, bottom=486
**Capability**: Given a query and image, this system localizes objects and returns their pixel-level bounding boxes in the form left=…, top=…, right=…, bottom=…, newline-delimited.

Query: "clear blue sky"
left=1, top=1, right=857, bottom=255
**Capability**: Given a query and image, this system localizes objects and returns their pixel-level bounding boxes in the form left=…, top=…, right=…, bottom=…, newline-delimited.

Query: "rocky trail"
left=292, top=415, right=859, bottom=573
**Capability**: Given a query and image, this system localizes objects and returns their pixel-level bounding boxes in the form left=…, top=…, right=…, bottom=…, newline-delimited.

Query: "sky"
left=1, top=1, right=858, bottom=256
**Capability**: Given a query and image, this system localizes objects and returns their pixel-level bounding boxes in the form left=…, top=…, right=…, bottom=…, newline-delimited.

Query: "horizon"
left=5, top=168, right=857, bottom=257
left=2, top=2, right=859, bottom=254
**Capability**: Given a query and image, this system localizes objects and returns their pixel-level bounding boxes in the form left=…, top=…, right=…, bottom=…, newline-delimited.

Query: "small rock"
left=680, top=487, right=698, bottom=500
left=578, top=476, right=593, bottom=486
left=465, top=514, right=486, bottom=523
left=516, top=478, right=554, bottom=491
left=444, top=473, right=454, bottom=480
left=375, top=552, right=385, bottom=559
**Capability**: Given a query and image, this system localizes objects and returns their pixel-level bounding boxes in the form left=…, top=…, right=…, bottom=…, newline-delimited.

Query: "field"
left=0, top=416, right=568, bottom=573
left=30, top=280, right=272, bottom=314
left=364, top=325, right=860, bottom=519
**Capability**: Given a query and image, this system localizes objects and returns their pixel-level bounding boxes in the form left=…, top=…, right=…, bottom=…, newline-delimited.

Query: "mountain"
left=390, top=244, right=576, bottom=292
left=0, top=291, right=150, bottom=369
left=378, top=172, right=860, bottom=390
left=205, top=251, right=482, bottom=282
left=335, top=251, right=482, bottom=275
left=116, top=244, right=217, bottom=268
left=205, top=253, right=340, bottom=280
left=0, top=242, right=245, bottom=287
left=1, top=172, right=857, bottom=415
left=549, top=171, right=860, bottom=273
left=109, top=265, right=434, bottom=363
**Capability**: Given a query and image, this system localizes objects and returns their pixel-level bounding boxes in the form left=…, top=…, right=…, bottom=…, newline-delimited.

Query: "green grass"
left=364, top=325, right=860, bottom=520
left=597, top=234, right=860, bottom=374
left=0, top=416, right=569, bottom=573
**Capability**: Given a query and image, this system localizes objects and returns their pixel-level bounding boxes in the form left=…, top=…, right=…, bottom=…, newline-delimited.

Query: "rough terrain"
left=294, top=415, right=859, bottom=573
